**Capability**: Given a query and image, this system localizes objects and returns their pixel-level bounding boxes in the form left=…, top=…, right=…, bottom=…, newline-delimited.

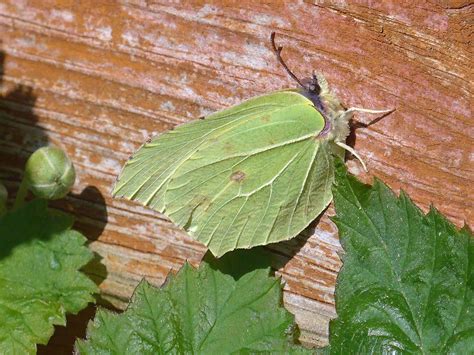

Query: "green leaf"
left=0, top=200, right=98, bottom=354
left=326, top=160, right=474, bottom=353
left=113, top=91, right=337, bottom=257
left=76, top=249, right=311, bottom=354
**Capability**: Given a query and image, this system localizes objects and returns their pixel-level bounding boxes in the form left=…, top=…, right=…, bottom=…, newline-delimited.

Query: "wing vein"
left=250, top=185, right=273, bottom=245
left=215, top=197, right=249, bottom=254
left=287, top=143, right=319, bottom=235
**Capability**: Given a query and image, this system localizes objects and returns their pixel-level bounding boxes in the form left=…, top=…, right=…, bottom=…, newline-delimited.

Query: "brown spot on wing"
left=230, top=170, right=246, bottom=182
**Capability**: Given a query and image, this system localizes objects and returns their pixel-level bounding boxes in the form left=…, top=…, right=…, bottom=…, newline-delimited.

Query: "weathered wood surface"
left=0, top=1, right=472, bottom=352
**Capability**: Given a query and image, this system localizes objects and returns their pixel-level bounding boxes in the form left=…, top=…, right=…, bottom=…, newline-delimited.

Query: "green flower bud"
left=25, top=146, right=76, bottom=200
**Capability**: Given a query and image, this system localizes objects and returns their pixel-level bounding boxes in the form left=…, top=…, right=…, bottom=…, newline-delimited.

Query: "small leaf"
left=326, top=160, right=474, bottom=353
left=0, top=200, right=98, bottom=354
left=76, top=249, right=310, bottom=354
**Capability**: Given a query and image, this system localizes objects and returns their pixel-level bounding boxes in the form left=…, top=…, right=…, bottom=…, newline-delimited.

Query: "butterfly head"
left=300, top=74, right=325, bottom=113
left=305, top=73, right=350, bottom=142
left=301, top=72, right=321, bottom=95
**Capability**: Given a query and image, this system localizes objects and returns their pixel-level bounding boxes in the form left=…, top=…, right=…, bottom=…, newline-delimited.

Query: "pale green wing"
left=114, top=91, right=334, bottom=256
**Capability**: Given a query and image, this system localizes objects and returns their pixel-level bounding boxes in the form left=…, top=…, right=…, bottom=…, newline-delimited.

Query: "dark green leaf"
left=327, top=160, right=474, bottom=353
left=76, top=249, right=311, bottom=354
left=0, top=200, right=97, bottom=354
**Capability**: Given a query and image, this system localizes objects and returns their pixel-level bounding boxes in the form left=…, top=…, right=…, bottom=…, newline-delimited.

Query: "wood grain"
left=0, top=1, right=472, bottom=352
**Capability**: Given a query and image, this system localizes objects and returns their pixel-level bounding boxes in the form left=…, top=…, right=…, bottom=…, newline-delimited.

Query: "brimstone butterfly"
left=113, top=33, right=392, bottom=257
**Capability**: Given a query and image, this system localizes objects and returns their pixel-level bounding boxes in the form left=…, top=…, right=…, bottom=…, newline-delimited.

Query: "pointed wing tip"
left=211, top=250, right=224, bottom=258
left=208, top=244, right=235, bottom=259
left=209, top=242, right=261, bottom=259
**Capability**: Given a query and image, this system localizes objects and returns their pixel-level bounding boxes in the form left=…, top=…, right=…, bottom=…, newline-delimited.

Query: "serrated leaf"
left=76, top=249, right=311, bottom=354
left=326, top=160, right=474, bottom=353
left=0, top=200, right=98, bottom=354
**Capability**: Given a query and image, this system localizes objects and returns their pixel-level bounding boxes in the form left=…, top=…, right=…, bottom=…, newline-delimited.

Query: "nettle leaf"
left=0, top=200, right=97, bottom=354
left=76, top=249, right=311, bottom=354
left=326, top=160, right=473, bottom=353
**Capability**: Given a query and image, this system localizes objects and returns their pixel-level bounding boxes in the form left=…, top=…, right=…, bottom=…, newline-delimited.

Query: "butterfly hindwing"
left=114, top=91, right=334, bottom=256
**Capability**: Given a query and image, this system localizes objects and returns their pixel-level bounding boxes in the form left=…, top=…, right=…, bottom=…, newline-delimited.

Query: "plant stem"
left=13, top=177, right=29, bottom=210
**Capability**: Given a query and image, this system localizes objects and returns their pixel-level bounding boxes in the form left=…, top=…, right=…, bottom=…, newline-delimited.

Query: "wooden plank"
left=1, top=1, right=472, bottom=352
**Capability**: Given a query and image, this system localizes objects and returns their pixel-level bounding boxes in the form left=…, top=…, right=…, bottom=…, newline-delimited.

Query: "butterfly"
left=113, top=32, right=392, bottom=257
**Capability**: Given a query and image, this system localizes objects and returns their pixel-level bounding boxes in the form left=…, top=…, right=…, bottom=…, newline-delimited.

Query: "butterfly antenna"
left=271, top=32, right=305, bottom=89
left=344, top=107, right=395, bottom=128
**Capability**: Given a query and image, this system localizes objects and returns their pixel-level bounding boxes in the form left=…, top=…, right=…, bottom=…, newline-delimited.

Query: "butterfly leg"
left=335, top=141, right=368, bottom=172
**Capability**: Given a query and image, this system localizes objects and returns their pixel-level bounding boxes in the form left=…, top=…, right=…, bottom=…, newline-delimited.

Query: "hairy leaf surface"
left=114, top=91, right=334, bottom=256
left=326, top=161, right=474, bottom=353
left=76, top=249, right=310, bottom=354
